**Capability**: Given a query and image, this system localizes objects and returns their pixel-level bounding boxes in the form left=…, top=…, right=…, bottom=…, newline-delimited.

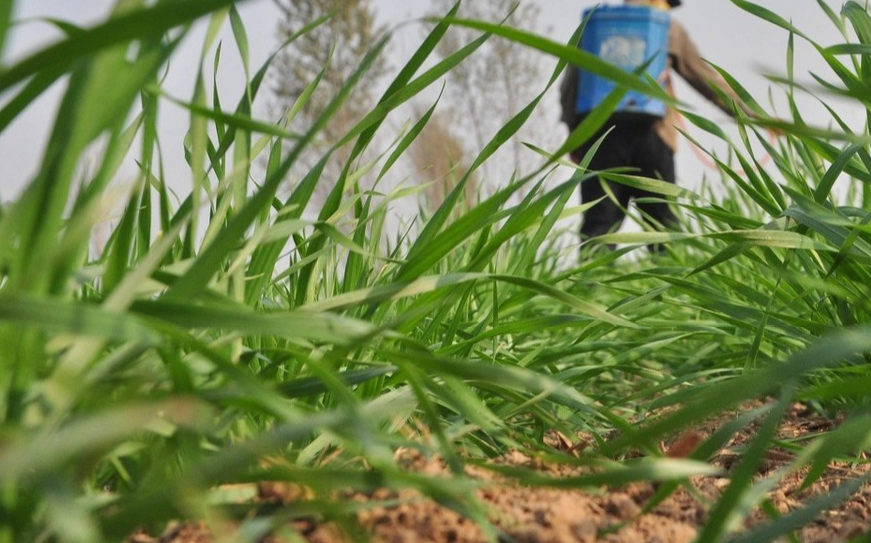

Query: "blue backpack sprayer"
left=575, top=3, right=672, bottom=122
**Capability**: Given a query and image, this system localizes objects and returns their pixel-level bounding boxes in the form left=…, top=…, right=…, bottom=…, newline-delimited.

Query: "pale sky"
left=0, top=0, right=856, bottom=202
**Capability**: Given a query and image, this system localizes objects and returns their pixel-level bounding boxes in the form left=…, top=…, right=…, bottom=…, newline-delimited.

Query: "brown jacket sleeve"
left=668, top=20, right=751, bottom=117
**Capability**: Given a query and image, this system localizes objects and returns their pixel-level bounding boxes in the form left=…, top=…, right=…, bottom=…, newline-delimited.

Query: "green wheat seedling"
left=1, top=1, right=871, bottom=542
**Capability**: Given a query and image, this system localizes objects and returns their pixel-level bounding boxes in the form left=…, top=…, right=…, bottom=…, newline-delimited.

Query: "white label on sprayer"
left=599, top=35, right=646, bottom=69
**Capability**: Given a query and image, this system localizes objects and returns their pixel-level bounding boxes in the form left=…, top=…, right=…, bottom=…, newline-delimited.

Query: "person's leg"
left=633, top=130, right=679, bottom=233
left=573, top=133, right=633, bottom=248
left=579, top=175, right=629, bottom=242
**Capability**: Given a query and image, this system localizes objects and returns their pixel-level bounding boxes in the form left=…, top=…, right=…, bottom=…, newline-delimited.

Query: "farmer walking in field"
left=561, top=0, right=751, bottom=251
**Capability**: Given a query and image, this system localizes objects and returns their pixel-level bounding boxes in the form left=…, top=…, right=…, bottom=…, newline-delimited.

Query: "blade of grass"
left=0, top=0, right=246, bottom=93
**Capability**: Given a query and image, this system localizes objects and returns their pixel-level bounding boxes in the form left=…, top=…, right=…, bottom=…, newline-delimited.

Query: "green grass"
left=2, top=1, right=871, bottom=542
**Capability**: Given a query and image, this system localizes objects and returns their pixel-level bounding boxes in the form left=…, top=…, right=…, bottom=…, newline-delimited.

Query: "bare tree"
left=271, top=0, right=388, bottom=182
left=425, top=0, right=558, bottom=189
left=407, top=109, right=477, bottom=212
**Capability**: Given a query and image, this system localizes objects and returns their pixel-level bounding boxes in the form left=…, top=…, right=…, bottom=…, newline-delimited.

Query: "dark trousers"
left=572, top=123, right=678, bottom=246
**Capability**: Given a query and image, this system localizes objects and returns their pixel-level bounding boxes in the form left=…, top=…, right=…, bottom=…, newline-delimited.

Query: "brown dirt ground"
left=127, top=403, right=871, bottom=543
